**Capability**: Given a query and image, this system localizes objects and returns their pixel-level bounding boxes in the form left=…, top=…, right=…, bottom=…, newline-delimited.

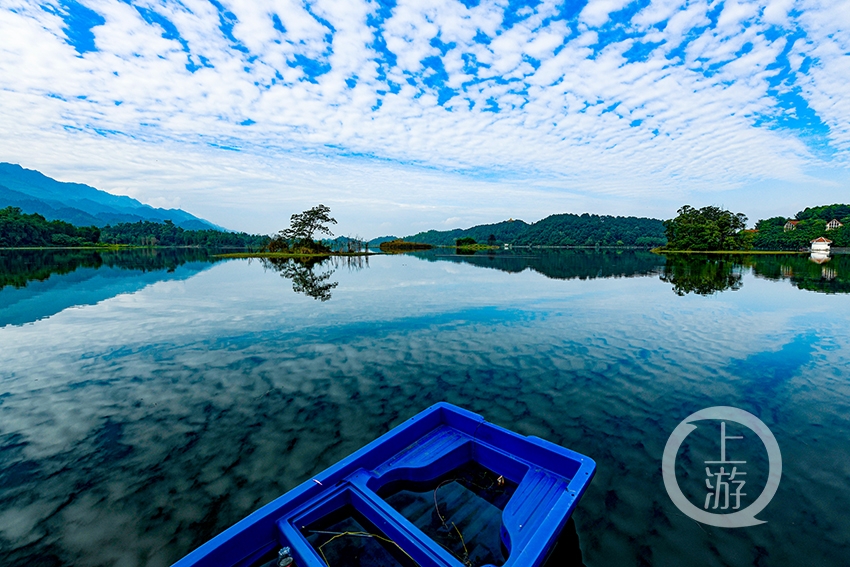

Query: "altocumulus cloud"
left=0, top=0, right=848, bottom=233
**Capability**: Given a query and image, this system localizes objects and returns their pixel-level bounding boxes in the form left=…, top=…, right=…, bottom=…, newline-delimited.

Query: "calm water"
left=1, top=248, right=849, bottom=567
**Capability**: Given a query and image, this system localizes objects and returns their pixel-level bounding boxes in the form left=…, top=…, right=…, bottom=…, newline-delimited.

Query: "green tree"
left=281, top=205, right=337, bottom=244
left=664, top=205, right=748, bottom=251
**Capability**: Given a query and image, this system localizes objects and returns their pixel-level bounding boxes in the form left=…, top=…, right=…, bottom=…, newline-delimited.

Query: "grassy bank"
left=452, top=244, right=500, bottom=251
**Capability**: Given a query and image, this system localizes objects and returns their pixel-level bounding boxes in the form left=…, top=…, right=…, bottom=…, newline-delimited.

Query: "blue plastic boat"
left=173, top=402, right=595, bottom=567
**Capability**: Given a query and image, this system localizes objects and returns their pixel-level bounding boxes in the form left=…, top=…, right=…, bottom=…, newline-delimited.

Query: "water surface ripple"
left=1, top=249, right=848, bottom=566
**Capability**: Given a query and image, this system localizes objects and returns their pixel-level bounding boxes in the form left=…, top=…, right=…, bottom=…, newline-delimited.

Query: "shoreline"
left=214, top=251, right=377, bottom=259
left=0, top=245, right=255, bottom=251
left=653, top=249, right=807, bottom=255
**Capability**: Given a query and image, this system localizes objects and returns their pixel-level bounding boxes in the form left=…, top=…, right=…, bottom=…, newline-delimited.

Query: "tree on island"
left=267, top=204, right=337, bottom=253
left=664, top=205, right=748, bottom=251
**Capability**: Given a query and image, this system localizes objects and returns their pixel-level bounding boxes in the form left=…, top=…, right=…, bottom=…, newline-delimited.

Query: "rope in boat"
left=432, top=474, right=507, bottom=567
left=310, top=530, right=416, bottom=567
left=311, top=472, right=507, bottom=567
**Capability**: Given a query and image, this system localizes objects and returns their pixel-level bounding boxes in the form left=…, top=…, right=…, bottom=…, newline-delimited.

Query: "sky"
left=1, top=0, right=848, bottom=236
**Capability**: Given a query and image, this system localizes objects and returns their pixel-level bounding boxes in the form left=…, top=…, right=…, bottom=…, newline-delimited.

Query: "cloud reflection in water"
left=0, top=251, right=849, bottom=566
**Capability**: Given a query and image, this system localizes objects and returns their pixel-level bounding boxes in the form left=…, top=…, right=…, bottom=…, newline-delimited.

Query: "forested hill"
left=751, top=203, right=850, bottom=249
left=405, top=219, right=531, bottom=246
left=0, top=207, right=268, bottom=248
left=405, top=214, right=667, bottom=247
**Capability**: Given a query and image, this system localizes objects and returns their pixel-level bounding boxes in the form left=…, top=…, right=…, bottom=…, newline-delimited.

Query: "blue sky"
left=1, top=0, right=848, bottom=235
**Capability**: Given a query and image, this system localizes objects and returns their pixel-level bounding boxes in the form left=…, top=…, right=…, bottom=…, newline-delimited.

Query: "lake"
left=1, top=248, right=849, bottom=566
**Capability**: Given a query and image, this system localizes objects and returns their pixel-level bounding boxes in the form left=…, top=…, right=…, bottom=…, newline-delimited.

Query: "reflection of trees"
left=410, top=249, right=664, bottom=280
left=328, top=254, right=370, bottom=272
left=659, top=255, right=743, bottom=296
left=262, top=257, right=339, bottom=301
left=661, top=253, right=850, bottom=295
left=748, top=253, right=850, bottom=294
left=0, top=248, right=218, bottom=290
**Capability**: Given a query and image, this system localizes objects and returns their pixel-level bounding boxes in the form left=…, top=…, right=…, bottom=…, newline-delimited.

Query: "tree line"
left=1, top=206, right=101, bottom=247
left=751, top=204, right=850, bottom=249
left=0, top=206, right=268, bottom=248
left=406, top=213, right=668, bottom=248
left=664, top=203, right=850, bottom=251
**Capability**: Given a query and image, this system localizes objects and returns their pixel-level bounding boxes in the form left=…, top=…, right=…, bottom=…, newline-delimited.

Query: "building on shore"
left=811, top=236, right=832, bottom=253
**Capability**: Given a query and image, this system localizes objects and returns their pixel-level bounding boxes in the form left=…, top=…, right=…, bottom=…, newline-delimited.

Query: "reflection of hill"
left=420, top=250, right=850, bottom=295
left=658, top=253, right=850, bottom=295
left=0, top=249, right=218, bottom=326
left=411, top=249, right=665, bottom=280
left=748, top=254, right=850, bottom=294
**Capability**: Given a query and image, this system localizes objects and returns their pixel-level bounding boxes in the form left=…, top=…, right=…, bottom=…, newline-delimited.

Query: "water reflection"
left=1, top=251, right=849, bottom=567
left=261, top=257, right=338, bottom=301
left=657, top=253, right=850, bottom=295
left=259, top=255, right=370, bottom=301
left=0, top=249, right=219, bottom=327
left=809, top=251, right=830, bottom=264
left=410, top=249, right=665, bottom=280
left=747, top=253, right=850, bottom=294
left=407, top=249, right=850, bottom=295
left=659, top=255, right=744, bottom=296
left=0, top=248, right=219, bottom=291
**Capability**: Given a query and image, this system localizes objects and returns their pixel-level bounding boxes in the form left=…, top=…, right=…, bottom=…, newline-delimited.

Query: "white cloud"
left=0, top=0, right=848, bottom=233
left=580, top=0, right=635, bottom=27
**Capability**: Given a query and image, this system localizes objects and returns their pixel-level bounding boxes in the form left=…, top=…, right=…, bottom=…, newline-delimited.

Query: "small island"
left=216, top=205, right=375, bottom=259
left=378, top=239, right=433, bottom=252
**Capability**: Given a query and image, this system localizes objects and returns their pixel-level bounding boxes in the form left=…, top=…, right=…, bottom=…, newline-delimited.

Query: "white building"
left=811, top=236, right=832, bottom=253
left=826, top=219, right=844, bottom=231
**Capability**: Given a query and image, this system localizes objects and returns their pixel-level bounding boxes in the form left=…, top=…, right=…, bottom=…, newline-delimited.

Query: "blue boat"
left=173, top=403, right=595, bottom=567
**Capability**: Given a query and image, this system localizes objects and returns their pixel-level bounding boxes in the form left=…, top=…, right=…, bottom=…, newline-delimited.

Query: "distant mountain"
left=367, top=235, right=400, bottom=245
left=405, top=214, right=667, bottom=247
left=0, top=163, right=221, bottom=230
left=406, top=220, right=530, bottom=246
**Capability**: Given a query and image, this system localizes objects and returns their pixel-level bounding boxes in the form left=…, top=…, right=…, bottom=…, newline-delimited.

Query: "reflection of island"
left=659, top=255, right=744, bottom=296
left=0, top=249, right=219, bottom=326
left=749, top=253, right=850, bottom=294
left=659, top=253, right=850, bottom=295
left=410, top=249, right=665, bottom=281
left=261, top=256, right=348, bottom=301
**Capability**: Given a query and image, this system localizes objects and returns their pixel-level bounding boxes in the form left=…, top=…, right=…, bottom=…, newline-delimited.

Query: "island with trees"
left=219, top=204, right=373, bottom=259
left=378, top=239, right=433, bottom=252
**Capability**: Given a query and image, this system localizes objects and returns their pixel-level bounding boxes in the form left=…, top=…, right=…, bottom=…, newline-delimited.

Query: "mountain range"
left=0, top=163, right=220, bottom=230
left=404, top=214, right=667, bottom=248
